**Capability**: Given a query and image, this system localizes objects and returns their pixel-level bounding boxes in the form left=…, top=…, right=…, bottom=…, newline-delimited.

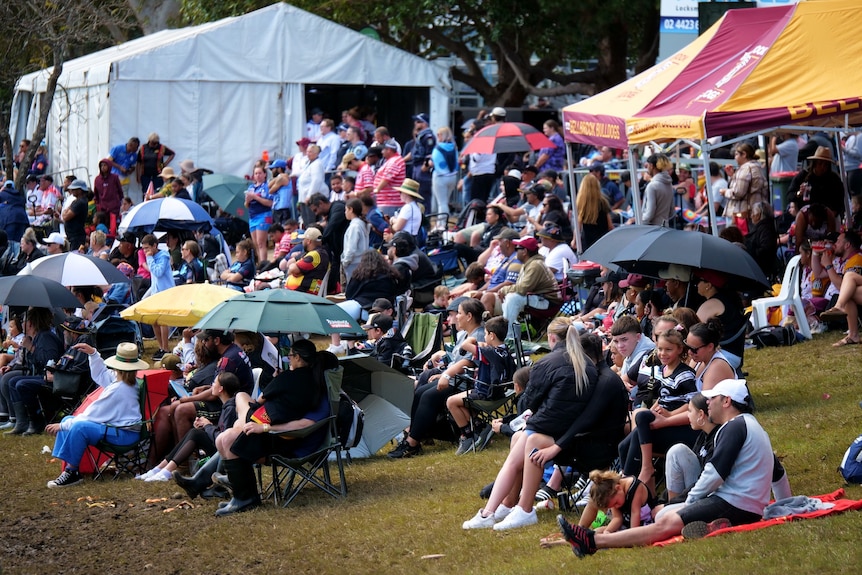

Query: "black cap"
left=361, top=314, right=394, bottom=332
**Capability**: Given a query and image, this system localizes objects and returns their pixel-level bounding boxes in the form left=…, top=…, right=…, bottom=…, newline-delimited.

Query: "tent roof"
left=560, top=18, right=722, bottom=149
left=627, top=0, right=862, bottom=143
left=16, top=2, right=448, bottom=93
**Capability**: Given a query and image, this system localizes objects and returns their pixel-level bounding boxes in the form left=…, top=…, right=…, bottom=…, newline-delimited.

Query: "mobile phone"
left=529, top=447, right=539, bottom=457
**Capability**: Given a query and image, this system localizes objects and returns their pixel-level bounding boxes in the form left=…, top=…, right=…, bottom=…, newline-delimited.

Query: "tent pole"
left=565, top=142, right=583, bottom=254
left=834, top=130, right=852, bottom=228
left=701, top=139, right=719, bottom=236
left=628, top=146, right=642, bottom=225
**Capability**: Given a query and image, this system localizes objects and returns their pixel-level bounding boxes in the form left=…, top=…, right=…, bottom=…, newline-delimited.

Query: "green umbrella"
left=202, top=173, right=252, bottom=221
left=192, top=289, right=364, bottom=335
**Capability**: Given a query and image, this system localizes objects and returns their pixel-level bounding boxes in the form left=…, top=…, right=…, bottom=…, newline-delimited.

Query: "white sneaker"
left=462, top=509, right=496, bottom=529
left=326, top=342, right=347, bottom=355
left=493, top=506, right=537, bottom=530
left=135, top=468, right=157, bottom=480
left=494, top=504, right=513, bottom=521
left=144, top=468, right=172, bottom=482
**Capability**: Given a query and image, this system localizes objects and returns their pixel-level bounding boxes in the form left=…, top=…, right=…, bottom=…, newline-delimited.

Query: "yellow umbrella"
left=121, top=283, right=241, bottom=327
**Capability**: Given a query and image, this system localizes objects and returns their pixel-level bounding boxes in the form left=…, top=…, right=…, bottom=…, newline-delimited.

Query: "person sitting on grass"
left=137, top=372, right=240, bottom=482
left=445, top=316, right=516, bottom=455
left=557, top=379, right=779, bottom=556
left=619, top=326, right=698, bottom=495
left=582, top=470, right=654, bottom=533
left=44, top=343, right=148, bottom=488
left=462, top=322, right=598, bottom=530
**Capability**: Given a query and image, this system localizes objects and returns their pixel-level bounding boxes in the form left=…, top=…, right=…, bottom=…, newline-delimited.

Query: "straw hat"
left=807, top=146, right=836, bottom=164
left=396, top=179, right=423, bottom=200
left=159, top=166, right=177, bottom=179
left=104, top=342, right=149, bottom=371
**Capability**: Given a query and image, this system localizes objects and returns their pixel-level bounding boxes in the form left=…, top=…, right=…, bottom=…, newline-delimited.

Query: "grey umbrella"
left=0, top=275, right=82, bottom=308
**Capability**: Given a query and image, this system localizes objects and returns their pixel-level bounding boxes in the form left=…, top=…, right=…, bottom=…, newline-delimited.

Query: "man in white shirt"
left=536, top=222, right=577, bottom=281
left=305, top=108, right=323, bottom=142
left=316, top=119, right=341, bottom=174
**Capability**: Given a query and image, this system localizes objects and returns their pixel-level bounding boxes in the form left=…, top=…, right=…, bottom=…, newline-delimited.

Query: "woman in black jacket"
left=463, top=318, right=598, bottom=531
left=744, top=201, right=779, bottom=280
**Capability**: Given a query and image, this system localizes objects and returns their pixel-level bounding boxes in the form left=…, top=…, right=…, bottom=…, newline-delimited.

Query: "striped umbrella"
left=117, top=197, right=214, bottom=234
left=18, top=253, right=131, bottom=286
left=461, top=122, right=555, bottom=155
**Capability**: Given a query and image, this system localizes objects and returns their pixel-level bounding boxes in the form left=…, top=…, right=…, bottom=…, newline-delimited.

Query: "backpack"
left=750, top=325, right=797, bottom=349
left=839, top=433, right=862, bottom=483
left=336, top=391, right=365, bottom=449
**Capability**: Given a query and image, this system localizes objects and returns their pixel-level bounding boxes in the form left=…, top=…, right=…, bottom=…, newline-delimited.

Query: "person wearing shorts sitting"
left=558, top=378, right=781, bottom=556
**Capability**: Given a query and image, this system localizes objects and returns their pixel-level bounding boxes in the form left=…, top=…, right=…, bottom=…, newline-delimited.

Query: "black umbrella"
left=0, top=275, right=82, bottom=309
left=582, top=225, right=769, bottom=288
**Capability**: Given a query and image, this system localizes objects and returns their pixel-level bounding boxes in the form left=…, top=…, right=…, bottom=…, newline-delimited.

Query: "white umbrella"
left=18, top=253, right=131, bottom=286
left=117, top=196, right=214, bottom=234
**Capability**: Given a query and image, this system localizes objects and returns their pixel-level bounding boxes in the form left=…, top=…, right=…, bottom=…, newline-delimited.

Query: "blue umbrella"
left=117, top=197, right=214, bottom=234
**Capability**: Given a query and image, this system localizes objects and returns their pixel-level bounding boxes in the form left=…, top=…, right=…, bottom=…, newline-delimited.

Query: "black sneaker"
left=474, top=424, right=494, bottom=452
left=681, top=518, right=732, bottom=540
left=387, top=439, right=422, bottom=459
left=557, top=514, right=597, bottom=558
left=152, top=349, right=167, bottom=360
left=47, top=469, right=83, bottom=488
left=455, top=435, right=476, bottom=455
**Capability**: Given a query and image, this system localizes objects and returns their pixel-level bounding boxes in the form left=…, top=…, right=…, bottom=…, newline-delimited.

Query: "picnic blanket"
left=653, top=489, right=862, bottom=546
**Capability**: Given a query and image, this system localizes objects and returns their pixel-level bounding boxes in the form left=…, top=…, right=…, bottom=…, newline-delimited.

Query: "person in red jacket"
left=93, top=159, right=124, bottom=220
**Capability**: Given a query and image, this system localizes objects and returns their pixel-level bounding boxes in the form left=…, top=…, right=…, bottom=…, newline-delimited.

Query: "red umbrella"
left=461, top=122, right=555, bottom=155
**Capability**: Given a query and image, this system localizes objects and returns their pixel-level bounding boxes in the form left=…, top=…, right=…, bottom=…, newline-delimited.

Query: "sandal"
left=832, top=335, right=860, bottom=347
left=820, top=308, right=847, bottom=321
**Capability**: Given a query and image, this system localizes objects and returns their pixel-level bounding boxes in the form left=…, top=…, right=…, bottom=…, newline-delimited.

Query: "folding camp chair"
left=87, top=377, right=154, bottom=480
left=264, top=366, right=347, bottom=507
left=395, top=313, right=443, bottom=376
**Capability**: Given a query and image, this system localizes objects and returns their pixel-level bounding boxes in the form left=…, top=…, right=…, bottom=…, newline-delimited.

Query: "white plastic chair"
left=751, top=255, right=811, bottom=340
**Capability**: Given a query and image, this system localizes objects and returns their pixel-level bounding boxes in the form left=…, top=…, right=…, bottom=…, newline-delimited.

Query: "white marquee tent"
left=11, top=2, right=450, bottom=200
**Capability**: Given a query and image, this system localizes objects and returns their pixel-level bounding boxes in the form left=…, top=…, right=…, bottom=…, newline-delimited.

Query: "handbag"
left=52, top=370, right=82, bottom=396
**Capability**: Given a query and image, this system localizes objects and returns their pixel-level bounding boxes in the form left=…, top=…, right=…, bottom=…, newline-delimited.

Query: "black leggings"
left=408, top=368, right=457, bottom=442
left=470, top=174, right=496, bottom=203
left=165, top=427, right=216, bottom=466
left=618, top=410, right=699, bottom=476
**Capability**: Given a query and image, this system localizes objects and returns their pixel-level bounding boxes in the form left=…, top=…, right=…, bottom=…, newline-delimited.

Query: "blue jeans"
left=52, top=416, right=139, bottom=470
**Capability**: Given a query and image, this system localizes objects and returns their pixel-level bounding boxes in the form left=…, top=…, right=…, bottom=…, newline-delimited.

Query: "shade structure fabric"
left=561, top=23, right=720, bottom=149
left=0, top=275, right=82, bottom=308
left=120, top=283, right=240, bottom=327
left=202, top=174, right=251, bottom=221
left=192, top=289, right=364, bottom=335
left=116, top=197, right=215, bottom=235
left=18, top=253, right=131, bottom=286
left=461, top=122, right=555, bottom=155
left=626, top=0, right=862, bottom=143
left=582, top=225, right=769, bottom=289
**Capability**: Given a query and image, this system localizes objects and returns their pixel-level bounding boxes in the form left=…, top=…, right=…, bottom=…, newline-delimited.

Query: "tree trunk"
left=15, top=58, right=63, bottom=191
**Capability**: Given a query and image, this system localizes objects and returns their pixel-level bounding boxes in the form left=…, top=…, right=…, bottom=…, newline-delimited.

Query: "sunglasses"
left=684, top=341, right=707, bottom=353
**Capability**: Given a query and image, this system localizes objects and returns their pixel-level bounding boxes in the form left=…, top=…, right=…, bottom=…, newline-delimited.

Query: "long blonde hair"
left=576, top=174, right=610, bottom=225
left=565, top=325, right=590, bottom=395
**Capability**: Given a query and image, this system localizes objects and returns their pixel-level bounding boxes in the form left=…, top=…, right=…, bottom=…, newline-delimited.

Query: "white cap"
left=701, top=379, right=751, bottom=405
left=507, top=169, right=522, bottom=180
left=491, top=106, right=507, bottom=118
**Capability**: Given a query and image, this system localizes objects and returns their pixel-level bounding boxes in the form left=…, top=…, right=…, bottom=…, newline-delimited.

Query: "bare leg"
left=593, top=511, right=684, bottom=549
left=517, top=433, right=555, bottom=512
left=446, top=392, right=470, bottom=428
left=172, top=402, right=197, bottom=444
left=216, top=427, right=241, bottom=460
left=480, top=432, right=528, bottom=517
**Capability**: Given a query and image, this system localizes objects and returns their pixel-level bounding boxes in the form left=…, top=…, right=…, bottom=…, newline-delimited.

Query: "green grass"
left=2, top=333, right=861, bottom=574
